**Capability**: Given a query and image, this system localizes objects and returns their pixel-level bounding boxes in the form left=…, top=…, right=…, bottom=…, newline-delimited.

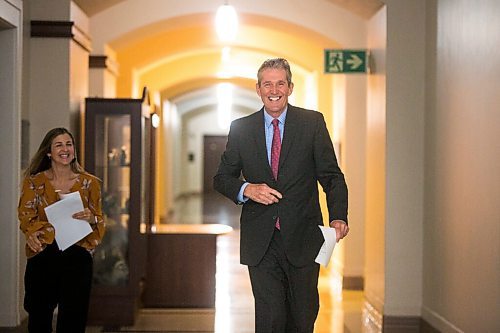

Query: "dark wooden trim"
left=383, top=315, right=421, bottom=333
left=343, top=275, right=364, bottom=290
left=30, top=20, right=92, bottom=52
left=21, top=120, right=30, bottom=169
left=382, top=316, right=443, bottom=333
left=89, top=55, right=107, bottom=68
left=31, top=20, right=73, bottom=38
left=420, top=318, right=442, bottom=333
left=89, top=55, right=119, bottom=75
left=87, top=294, right=138, bottom=326
left=85, top=97, right=140, bottom=103
left=364, top=297, right=442, bottom=333
left=144, top=233, right=218, bottom=308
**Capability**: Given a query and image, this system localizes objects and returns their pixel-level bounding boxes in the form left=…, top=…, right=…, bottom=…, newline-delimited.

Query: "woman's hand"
left=72, top=208, right=95, bottom=224
left=26, top=231, right=44, bottom=253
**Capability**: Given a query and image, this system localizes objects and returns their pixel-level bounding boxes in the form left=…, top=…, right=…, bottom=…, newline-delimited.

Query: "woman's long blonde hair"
left=24, top=127, right=85, bottom=178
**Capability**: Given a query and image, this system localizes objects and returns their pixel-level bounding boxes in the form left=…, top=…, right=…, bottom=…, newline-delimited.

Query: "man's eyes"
left=263, top=82, right=286, bottom=88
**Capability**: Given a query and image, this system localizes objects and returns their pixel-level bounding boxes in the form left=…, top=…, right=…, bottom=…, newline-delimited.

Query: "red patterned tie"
left=271, top=119, right=281, bottom=229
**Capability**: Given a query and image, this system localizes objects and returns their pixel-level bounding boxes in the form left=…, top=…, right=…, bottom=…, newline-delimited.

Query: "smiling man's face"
left=256, top=68, right=294, bottom=118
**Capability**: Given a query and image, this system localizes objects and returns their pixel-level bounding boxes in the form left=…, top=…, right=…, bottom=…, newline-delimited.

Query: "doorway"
left=203, top=135, right=227, bottom=192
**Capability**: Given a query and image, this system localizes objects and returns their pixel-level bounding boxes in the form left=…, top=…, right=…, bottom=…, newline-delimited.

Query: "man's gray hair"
left=257, top=58, right=292, bottom=86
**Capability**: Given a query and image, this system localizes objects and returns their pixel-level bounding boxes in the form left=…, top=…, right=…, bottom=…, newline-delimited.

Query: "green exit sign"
left=324, top=49, right=369, bottom=73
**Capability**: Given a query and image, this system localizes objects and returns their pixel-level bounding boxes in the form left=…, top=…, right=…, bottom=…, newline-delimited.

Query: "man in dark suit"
left=214, top=58, right=349, bottom=333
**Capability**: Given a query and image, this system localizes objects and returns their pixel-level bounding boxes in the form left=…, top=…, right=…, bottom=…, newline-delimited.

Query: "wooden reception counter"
left=143, top=224, right=233, bottom=308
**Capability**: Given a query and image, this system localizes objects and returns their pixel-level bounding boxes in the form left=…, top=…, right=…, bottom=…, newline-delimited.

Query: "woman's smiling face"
left=49, top=133, right=75, bottom=166
left=256, top=68, right=294, bottom=118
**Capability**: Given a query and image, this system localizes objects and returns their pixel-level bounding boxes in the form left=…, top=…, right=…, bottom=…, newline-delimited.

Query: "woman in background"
left=18, top=127, right=105, bottom=333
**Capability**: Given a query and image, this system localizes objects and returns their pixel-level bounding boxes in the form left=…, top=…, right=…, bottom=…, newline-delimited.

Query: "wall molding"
left=421, top=306, right=463, bottom=333
left=89, top=55, right=119, bottom=76
left=421, top=319, right=442, bottom=333
left=363, top=298, right=443, bottom=333
left=383, top=315, right=421, bottom=333
left=383, top=316, right=445, bottom=333
left=342, top=275, right=364, bottom=290
left=30, top=20, right=92, bottom=52
left=89, top=55, right=107, bottom=68
left=31, top=20, right=73, bottom=38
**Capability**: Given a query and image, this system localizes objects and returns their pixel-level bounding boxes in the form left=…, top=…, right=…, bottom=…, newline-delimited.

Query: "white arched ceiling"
left=172, top=86, right=261, bottom=117
left=76, top=0, right=383, bottom=20
left=81, top=0, right=372, bottom=246
left=86, top=0, right=367, bottom=129
left=134, top=46, right=309, bottom=103
left=88, top=0, right=367, bottom=54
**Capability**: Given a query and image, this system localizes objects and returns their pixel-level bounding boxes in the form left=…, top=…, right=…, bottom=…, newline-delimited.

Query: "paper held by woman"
left=44, top=191, right=92, bottom=250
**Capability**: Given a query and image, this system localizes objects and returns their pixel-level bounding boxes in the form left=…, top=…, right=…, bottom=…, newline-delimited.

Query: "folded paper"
left=44, top=191, right=92, bottom=251
left=315, top=226, right=337, bottom=267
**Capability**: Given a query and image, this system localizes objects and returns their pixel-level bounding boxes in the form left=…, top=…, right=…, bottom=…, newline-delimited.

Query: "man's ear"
left=256, top=83, right=261, bottom=97
left=288, top=82, right=294, bottom=95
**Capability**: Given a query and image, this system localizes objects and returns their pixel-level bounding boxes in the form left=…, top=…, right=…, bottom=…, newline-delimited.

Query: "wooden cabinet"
left=143, top=224, right=232, bottom=308
left=84, top=94, right=155, bottom=326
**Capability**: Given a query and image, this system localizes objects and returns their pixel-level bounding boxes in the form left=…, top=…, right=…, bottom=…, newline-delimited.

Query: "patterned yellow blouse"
left=18, top=171, right=105, bottom=258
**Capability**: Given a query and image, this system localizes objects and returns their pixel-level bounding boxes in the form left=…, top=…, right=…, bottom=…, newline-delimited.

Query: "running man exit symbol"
left=324, top=49, right=369, bottom=73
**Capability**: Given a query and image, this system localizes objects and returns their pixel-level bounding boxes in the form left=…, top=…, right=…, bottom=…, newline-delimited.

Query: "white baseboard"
left=421, top=306, right=464, bottom=333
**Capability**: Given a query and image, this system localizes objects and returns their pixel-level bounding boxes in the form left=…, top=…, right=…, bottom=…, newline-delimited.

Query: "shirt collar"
left=264, top=106, right=288, bottom=127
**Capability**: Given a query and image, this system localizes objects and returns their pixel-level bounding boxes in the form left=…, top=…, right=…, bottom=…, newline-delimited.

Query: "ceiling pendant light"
left=215, top=2, right=238, bottom=42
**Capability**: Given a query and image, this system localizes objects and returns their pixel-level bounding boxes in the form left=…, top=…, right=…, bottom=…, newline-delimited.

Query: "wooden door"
left=203, top=135, right=227, bottom=192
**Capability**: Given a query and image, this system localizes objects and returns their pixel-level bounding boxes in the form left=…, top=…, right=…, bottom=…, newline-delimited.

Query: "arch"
left=87, top=2, right=368, bottom=294
left=89, top=0, right=366, bottom=53
left=110, top=13, right=350, bottom=101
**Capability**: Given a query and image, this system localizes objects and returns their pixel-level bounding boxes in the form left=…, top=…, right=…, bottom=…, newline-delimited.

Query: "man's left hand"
left=329, top=220, right=349, bottom=242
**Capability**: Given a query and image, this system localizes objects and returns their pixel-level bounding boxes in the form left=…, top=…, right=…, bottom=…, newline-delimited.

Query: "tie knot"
left=272, top=118, right=279, bottom=127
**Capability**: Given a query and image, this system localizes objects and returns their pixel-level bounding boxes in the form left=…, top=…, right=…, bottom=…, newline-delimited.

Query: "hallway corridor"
left=86, top=193, right=364, bottom=333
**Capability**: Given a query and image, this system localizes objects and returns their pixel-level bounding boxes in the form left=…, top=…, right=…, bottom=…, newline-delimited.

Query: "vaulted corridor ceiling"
left=74, top=0, right=384, bottom=18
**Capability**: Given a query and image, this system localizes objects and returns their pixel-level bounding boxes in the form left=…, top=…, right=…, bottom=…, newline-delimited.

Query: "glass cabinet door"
left=92, top=114, right=131, bottom=286
left=85, top=96, right=153, bottom=326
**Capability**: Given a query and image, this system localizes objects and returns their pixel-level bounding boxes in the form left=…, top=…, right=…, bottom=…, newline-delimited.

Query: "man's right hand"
left=244, top=183, right=283, bottom=205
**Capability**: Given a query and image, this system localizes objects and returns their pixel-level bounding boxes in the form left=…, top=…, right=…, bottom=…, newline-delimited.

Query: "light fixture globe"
left=215, top=4, right=238, bottom=42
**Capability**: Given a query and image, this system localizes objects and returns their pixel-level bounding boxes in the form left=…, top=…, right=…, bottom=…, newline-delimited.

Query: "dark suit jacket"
left=214, top=105, right=348, bottom=267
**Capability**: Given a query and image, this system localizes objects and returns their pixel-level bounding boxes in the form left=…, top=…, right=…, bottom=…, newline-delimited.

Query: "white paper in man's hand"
left=44, top=191, right=92, bottom=251
left=315, top=226, right=337, bottom=267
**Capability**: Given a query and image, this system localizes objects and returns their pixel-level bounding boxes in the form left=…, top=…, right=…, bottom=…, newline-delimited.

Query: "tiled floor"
left=85, top=192, right=365, bottom=333
left=86, top=230, right=364, bottom=333
left=214, top=231, right=364, bottom=333
left=3, top=193, right=365, bottom=333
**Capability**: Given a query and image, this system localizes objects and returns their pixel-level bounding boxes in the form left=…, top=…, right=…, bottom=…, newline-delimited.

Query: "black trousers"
left=24, top=242, right=93, bottom=333
left=248, top=229, right=320, bottom=333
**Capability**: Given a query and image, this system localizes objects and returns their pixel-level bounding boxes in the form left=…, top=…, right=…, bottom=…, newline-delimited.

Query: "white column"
left=27, top=0, right=91, bottom=156
left=364, top=1, right=426, bottom=330
left=89, top=47, right=119, bottom=98
left=0, top=0, right=23, bottom=327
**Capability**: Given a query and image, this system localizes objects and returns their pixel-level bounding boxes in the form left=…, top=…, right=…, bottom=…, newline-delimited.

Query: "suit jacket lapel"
left=279, top=105, right=298, bottom=170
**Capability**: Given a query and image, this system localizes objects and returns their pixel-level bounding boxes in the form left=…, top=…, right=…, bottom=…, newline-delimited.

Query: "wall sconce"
left=151, top=113, right=160, bottom=128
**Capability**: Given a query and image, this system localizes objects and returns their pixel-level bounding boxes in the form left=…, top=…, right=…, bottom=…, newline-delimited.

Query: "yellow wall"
left=110, top=14, right=342, bottom=226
